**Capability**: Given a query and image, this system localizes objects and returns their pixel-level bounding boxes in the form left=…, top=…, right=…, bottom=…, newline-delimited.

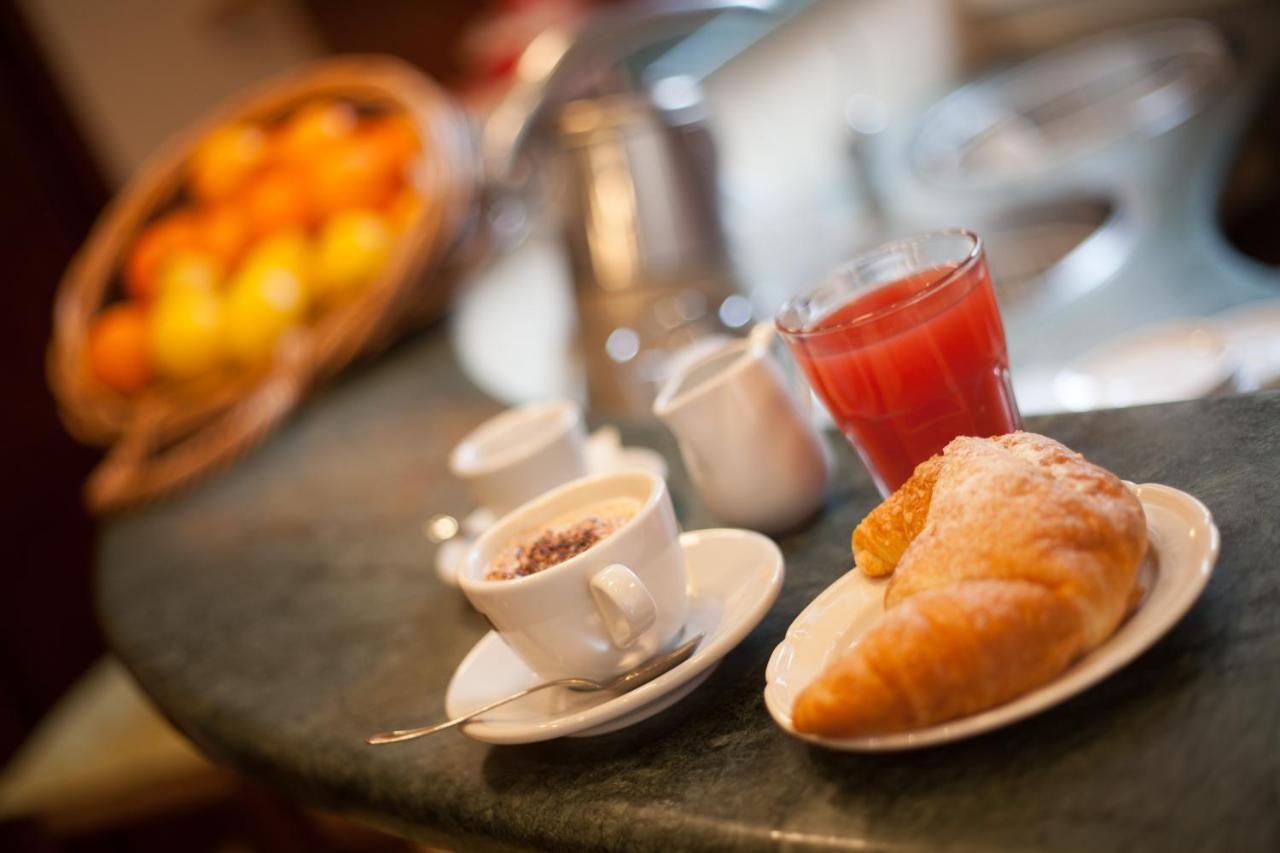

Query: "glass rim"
left=775, top=228, right=983, bottom=337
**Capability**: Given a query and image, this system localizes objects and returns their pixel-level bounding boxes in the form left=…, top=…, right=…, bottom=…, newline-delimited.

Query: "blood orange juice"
left=776, top=230, right=1020, bottom=494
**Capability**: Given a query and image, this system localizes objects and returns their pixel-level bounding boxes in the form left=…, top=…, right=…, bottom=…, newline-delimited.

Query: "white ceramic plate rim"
left=1213, top=299, right=1280, bottom=390
left=446, top=528, right=784, bottom=744
left=1213, top=297, right=1280, bottom=327
left=764, top=482, right=1219, bottom=751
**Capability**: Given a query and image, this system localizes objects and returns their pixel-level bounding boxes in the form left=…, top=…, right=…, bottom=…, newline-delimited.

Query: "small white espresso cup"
left=459, top=471, right=688, bottom=683
left=449, top=400, right=588, bottom=517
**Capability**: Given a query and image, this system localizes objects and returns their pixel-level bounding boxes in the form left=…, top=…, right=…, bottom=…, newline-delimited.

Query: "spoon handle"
left=365, top=677, right=598, bottom=744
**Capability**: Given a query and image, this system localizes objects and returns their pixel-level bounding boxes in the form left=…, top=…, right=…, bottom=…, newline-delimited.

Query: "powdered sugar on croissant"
left=793, top=432, right=1147, bottom=738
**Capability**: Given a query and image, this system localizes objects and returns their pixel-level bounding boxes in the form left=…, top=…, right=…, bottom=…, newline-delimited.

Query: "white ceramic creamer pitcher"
left=653, top=324, right=831, bottom=533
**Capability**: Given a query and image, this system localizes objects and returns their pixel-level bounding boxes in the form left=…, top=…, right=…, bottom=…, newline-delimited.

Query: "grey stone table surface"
left=97, top=330, right=1280, bottom=852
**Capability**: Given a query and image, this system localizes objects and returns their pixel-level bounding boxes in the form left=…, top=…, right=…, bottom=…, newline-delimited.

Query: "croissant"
left=792, top=432, right=1147, bottom=738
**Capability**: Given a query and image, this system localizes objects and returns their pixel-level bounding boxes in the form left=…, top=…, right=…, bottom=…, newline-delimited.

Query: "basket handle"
left=86, top=346, right=309, bottom=513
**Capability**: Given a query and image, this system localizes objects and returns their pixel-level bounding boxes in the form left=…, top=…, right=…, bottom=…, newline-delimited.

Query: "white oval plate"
left=1214, top=298, right=1280, bottom=391
left=1054, top=321, right=1238, bottom=410
left=764, top=483, right=1219, bottom=751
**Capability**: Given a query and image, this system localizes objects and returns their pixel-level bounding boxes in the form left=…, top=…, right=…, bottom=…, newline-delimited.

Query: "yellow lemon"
left=149, top=286, right=224, bottom=379
left=240, top=231, right=312, bottom=287
left=312, top=209, right=393, bottom=303
left=224, top=262, right=306, bottom=366
left=155, top=249, right=223, bottom=296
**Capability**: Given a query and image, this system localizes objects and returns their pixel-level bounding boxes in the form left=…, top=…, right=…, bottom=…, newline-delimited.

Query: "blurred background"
left=1, top=0, right=1277, bottom=849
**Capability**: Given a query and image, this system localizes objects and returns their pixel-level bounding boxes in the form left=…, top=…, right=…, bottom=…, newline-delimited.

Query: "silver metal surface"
left=558, top=86, right=741, bottom=415
left=871, top=8, right=1280, bottom=402
left=449, top=3, right=1280, bottom=414
left=979, top=195, right=1137, bottom=316
left=476, top=1, right=782, bottom=416
left=910, top=18, right=1235, bottom=190
left=481, top=0, right=780, bottom=193
left=558, top=91, right=728, bottom=292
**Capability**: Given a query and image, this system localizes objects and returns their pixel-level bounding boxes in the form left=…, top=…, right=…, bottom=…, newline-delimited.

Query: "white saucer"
left=764, top=483, right=1219, bottom=751
left=434, top=428, right=668, bottom=587
left=1214, top=299, right=1280, bottom=391
left=444, top=528, right=784, bottom=744
left=1053, top=321, right=1239, bottom=410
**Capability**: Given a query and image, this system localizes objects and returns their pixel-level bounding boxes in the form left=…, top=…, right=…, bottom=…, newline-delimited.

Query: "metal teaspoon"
left=365, top=633, right=705, bottom=744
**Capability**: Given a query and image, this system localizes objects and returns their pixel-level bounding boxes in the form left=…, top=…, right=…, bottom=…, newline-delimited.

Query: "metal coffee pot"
left=480, top=1, right=778, bottom=415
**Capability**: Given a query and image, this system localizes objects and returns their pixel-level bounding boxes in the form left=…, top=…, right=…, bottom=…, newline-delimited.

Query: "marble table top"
left=97, top=331, right=1280, bottom=851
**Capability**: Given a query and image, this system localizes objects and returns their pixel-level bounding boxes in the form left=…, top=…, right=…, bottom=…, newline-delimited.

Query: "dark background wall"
left=0, top=0, right=108, bottom=767
left=0, top=0, right=501, bottom=847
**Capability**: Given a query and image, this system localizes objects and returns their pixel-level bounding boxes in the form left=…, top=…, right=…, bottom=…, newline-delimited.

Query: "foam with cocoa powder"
left=486, top=497, right=640, bottom=581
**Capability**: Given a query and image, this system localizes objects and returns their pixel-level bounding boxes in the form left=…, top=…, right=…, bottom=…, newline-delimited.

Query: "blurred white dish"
left=434, top=428, right=668, bottom=588
left=1214, top=299, right=1280, bottom=391
left=1054, top=320, right=1238, bottom=410
left=450, top=238, right=578, bottom=404
left=763, top=483, right=1218, bottom=751
left=445, top=528, right=784, bottom=744
left=1011, top=365, right=1067, bottom=417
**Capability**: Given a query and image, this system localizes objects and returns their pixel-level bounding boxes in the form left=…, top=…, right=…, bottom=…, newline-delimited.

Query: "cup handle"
left=589, top=564, right=657, bottom=649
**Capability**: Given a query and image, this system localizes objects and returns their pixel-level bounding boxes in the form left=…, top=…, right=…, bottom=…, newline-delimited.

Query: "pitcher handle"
left=750, top=320, right=821, bottom=423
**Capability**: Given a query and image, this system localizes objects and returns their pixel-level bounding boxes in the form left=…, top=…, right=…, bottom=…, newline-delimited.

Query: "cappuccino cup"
left=460, top=471, right=688, bottom=682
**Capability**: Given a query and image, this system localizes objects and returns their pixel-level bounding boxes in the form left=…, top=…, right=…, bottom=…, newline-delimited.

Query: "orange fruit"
left=125, top=212, right=201, bottom=301
left=239, top=168, right=312, bottom=238
left=302, top=137, right=398, bottom=219
left=195, top=203, right=251, bottom=268
left=190, top=123, right=266, bottom=202
left=362, top=113, right=420, bottom=174
left=271, top=101, right=357, bottom=166
left=385, top=187, right=424, bottom=233
left=87, top=303, right=152, bottom=393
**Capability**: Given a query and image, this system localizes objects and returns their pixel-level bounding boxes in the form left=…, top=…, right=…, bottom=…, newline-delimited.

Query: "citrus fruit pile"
left=86, top=101, right=425, bottom=394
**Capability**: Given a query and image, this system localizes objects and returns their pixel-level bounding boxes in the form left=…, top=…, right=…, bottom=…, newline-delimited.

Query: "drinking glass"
left=775, top=229, right=1021, bottom=496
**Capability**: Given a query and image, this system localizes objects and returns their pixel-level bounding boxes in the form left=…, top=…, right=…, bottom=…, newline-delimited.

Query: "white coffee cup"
left=653, top=324, right=830, bottom=533
left=449, top=400, right=588, bottom=517
left=459, top=471, right=688, bottom=683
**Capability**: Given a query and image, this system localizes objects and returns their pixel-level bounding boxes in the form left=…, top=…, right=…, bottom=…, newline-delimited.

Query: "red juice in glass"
left=776, top=230, right=1020, bottom=495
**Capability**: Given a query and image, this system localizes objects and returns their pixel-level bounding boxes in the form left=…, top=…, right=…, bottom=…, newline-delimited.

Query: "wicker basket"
left=48, top=55, right=480, bottom=513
